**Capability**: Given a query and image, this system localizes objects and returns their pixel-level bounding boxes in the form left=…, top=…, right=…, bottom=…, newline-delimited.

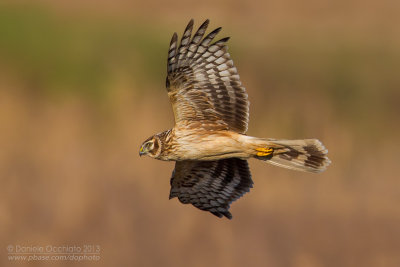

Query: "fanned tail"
left=254, top=139, right=331, bottom=173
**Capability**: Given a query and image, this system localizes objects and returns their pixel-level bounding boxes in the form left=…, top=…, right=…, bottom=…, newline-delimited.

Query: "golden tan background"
left=1, top=0, right=399, bottom=266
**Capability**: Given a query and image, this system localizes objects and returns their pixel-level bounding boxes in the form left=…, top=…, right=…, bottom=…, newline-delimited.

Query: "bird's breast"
left=165, top=130, right=249, bottom=161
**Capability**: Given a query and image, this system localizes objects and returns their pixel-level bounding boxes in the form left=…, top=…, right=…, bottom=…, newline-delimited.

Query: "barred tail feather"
left=256, top=139, right=331, bottom=173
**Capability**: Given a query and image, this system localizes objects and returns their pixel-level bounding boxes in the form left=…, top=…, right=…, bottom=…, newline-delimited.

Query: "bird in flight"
left=139, top=19, right=330, bottom=219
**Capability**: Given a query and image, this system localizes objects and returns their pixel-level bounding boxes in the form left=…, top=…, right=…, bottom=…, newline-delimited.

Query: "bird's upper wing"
left=169, top=158, right=253, bottom=219
left=166, top=19, right=249, bottom=133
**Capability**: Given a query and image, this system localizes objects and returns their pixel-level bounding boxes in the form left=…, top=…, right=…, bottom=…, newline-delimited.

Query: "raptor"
left=139, top=19, right=330, bottom=219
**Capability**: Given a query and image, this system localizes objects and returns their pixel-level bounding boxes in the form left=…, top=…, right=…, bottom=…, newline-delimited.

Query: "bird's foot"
left=256, top=147, right=274, bottom=157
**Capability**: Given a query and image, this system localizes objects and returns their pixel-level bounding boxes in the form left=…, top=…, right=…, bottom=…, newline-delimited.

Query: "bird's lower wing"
left=169, top=158, right=253, bottom=219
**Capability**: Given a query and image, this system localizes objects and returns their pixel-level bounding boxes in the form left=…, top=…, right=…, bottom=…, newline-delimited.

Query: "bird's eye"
left=145, top=141, right=153, bottom=150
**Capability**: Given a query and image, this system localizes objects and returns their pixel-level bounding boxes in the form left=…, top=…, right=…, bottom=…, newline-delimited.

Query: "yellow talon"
left=256, top=147, right=273, bottom=157
left=256, top=147, right=273, bottom=153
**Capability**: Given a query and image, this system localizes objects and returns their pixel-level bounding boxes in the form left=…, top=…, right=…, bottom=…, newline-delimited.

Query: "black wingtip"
left=202, top=19, right=210, bottom=26
left=170, top=32, right=178, bottom=45
left=185, top=19, right=194, bottom=31
left=224, top=211, right=233, bottom=220
left=211, top=210, right=233, bottom=219
left=212, top=27, right=222, bottom=35
left=190, top=19, right=209, bottom=27
left=213, top=36, right=230, bottom=45
left=211, top=211, right=223, bottom=218
left=169, top=191, right=177, bottom=199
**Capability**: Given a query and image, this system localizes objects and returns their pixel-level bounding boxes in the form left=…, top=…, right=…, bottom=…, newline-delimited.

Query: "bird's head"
left=139, top=135, right=161, bottom=158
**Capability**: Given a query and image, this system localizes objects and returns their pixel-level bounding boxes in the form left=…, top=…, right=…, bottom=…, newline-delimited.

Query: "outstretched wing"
left=166, top=19, right=249, bottom=133
left=169, top=158, right=253, bottom=219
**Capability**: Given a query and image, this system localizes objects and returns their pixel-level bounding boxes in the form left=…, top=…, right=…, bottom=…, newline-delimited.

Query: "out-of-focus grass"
left=243, top=37, right=400, bottom=141
left=0, top=5, right=168, bottom=98
left=1, top=4, right=398, bottom=135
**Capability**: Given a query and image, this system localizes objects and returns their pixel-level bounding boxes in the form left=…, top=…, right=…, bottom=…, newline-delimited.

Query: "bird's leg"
left=256, top=147, right=274, bottom=157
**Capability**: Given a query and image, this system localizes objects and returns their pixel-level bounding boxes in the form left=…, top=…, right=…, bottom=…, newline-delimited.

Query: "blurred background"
left=1, top=0, right=399, bottom=266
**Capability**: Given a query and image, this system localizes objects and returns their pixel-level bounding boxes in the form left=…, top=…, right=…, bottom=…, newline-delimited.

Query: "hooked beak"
left=139, top=147, right=145, bottom=157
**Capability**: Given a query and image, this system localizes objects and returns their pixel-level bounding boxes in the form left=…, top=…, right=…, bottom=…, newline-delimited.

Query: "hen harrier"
left=139, top=19, right=330, bottom=219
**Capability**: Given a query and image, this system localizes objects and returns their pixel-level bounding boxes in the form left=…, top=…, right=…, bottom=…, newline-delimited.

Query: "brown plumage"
left=139, top=19, right=331, bottom=219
